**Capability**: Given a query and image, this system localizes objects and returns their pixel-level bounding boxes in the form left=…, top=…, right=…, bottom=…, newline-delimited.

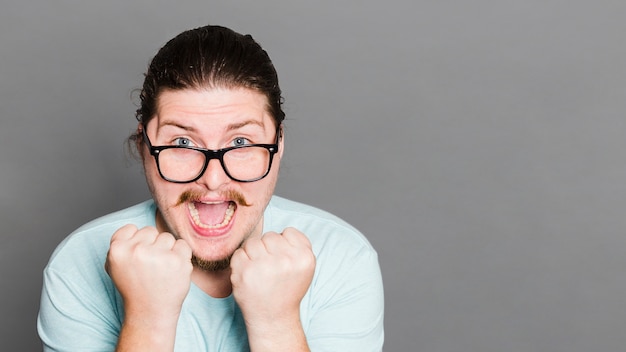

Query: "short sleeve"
left=38, top=265, right=122, bottom=352
left=305, top=247, right=385, bottom=351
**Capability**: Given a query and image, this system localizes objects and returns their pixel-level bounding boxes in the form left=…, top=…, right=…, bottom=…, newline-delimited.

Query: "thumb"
left=172, top=238, right=193, bottom=258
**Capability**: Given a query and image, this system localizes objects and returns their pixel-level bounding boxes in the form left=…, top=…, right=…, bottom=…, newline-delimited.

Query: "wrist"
left=116, top=310, right=180, bottom=352
left=244, top=311, right=309, bottom=352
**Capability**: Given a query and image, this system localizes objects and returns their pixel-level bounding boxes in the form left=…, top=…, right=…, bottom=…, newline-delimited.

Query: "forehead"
left=153, top=87, right=275, bottom=131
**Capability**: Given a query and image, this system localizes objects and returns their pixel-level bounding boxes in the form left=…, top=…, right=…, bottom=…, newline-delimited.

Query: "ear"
left=278, top=124, right=285, bottom=159
left=135, top=123, right=146, bottom=160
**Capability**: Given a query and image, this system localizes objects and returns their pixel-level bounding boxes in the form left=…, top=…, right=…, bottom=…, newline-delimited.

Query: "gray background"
left=2, top=1, right=626, bottom=351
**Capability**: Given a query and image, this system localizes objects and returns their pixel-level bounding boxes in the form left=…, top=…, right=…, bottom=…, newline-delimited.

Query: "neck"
left=191, top=267, right=233, bottom=298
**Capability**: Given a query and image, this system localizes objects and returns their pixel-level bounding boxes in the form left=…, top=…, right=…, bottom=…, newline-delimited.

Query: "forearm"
left=245, top=312, right=310, bottom=352
left=230, top=228, right=316, bottom=351
left=115, top=313, right=179, bottom=352
left=107, top=225, right=193, bottom=352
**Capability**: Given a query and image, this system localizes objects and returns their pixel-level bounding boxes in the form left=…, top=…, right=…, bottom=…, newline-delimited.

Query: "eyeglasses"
left=142, top=125, right=280, bottom=183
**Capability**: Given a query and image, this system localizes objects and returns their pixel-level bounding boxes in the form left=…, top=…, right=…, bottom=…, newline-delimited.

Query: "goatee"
left=191, top=254, right=232, bottom=272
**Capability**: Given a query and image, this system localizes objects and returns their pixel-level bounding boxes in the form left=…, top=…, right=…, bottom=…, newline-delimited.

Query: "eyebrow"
left=159, top=121, right=194, bottom=131
left=158, top=119, right=265, bottom=132
left=226, top=119, right=265, bottom=131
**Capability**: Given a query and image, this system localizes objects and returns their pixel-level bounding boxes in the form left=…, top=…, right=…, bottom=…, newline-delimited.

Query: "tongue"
left=194, top=202, right=230, bottom=226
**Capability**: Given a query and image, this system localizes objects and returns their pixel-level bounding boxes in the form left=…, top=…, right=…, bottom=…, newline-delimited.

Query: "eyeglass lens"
left=157, top=146, right=272, bottom=182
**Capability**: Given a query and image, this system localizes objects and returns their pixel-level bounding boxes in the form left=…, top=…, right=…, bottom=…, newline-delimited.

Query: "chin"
left=192, top=253, right=233, bottom=272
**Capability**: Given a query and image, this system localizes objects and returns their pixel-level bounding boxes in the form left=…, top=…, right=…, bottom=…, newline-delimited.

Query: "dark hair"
left=130, top=25, right=284, bottom=148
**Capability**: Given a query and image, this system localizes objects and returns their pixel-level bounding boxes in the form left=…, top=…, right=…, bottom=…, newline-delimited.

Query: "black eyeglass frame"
left=142, top=125, right=281, bottom=184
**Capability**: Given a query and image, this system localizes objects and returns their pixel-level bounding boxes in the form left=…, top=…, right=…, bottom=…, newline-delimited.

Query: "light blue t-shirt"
left=38, top=196, right=384, bottom=351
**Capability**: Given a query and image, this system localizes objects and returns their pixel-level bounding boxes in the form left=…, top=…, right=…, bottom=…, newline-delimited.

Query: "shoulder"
left=265, top=196, right=377, bottom=256
left=72, top=200, right=157, bottom=234
left=45, top=200, right=157, bottom=271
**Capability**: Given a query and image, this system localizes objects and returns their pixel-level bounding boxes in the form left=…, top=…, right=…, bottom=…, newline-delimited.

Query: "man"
left=38, top=25, right=384, bottom=351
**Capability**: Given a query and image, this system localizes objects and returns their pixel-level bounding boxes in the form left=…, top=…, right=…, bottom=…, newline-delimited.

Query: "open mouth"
left=188, top=201, right=236, bottom=229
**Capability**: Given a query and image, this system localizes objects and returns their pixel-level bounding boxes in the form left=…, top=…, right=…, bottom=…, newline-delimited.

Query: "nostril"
left=195, top=159, right=232, bottom=189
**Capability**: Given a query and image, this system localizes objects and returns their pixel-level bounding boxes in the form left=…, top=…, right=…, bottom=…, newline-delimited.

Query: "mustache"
left=175, top=189, right=251, bottom=207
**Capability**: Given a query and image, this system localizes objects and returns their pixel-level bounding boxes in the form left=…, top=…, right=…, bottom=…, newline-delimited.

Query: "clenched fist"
left=106, top=224, right=193, bottom=323
left=230, top=227, right=316, bottom=327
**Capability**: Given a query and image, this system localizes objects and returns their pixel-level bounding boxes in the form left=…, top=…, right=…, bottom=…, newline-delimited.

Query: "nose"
left=196, top=158, right=231, bottom=190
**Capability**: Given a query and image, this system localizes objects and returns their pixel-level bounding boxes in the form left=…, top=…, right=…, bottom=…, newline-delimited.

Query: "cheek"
left=143, top=160, right=180, bottom=205
left=257, top=171, right=279, bottom=202
left=238, top=174, right=277, bottom=209
left=143, top=161, right=159, bottom=193
left=142, top=153, right=168, bottom=188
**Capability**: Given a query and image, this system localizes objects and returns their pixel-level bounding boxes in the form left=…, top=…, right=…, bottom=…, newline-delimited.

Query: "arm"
left=106, top=225, right=193, bottom=352
left=38, top=266, right=120, bottom=352
left=230, top=228, right=315, bottom=352
left=305, top=248, right=384, bottom=351
left=39, top=226, right=129, bottom=352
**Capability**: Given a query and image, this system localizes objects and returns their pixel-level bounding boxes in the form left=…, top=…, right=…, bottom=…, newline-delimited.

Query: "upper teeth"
left=189, top=202, right=235, bottom=228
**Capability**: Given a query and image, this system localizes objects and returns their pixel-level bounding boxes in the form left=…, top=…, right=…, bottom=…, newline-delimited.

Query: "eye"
left=173, top=137, right=194, bottom=147
left=232, top=137, right=251, bottom=147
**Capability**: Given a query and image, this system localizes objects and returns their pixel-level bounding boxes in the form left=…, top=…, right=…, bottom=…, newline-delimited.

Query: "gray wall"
left=2, top=1, right=626, bottom=351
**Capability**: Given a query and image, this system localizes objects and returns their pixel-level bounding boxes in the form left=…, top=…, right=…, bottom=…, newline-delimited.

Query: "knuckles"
left=107, top=226, right=192, bottom=270
left=232, top=229, right=316, bottom=280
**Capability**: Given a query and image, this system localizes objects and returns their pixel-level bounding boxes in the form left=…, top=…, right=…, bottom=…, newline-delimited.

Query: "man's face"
left=142, top=87, right=283, bottom=270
